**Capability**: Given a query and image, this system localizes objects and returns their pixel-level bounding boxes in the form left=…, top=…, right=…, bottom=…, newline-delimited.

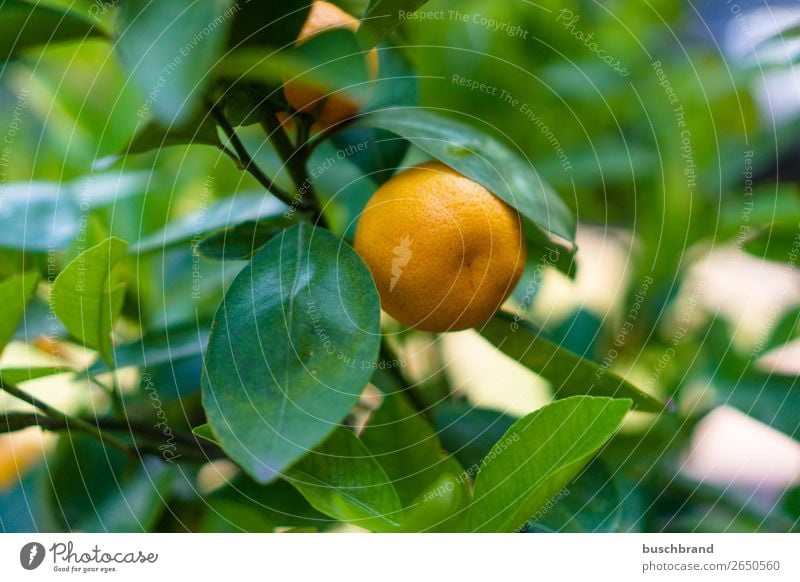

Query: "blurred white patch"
left=532, top=226, right=633, bottom=327
left=682, top=405, right=800, bottom=496
left=441, top=330, right=550, bottom=416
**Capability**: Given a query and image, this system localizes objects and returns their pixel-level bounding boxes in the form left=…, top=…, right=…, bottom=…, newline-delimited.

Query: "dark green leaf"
left=358, top=0, right=431, bottom=47
left=523, top=459, right=622, bottom=532
left=115, top=0, right=236, bottom=125
left=52, top=237, right=127, bottom=361
left=200, top=475, right=330, bottom=532
left=355, top=107, right=576, bottom=243
left=218, top=29, right=371, bottom=107
left=744, top=221, right=800, bottom=264
left=481, top=313, right=663, bottom=412
left=77, top=462, right=177, bottom=532
left=202, top=224, right=381, bottom=483
left=194, top=219, right=289, bottom=261
left=226, top=0, right=310, bottom=50
left=90, top=323, right=209, bottom=374
left=285, top=427, right=404, bottom=532
left=0, top=0, right=102, bottom=60
left=361, top=391, right=461, bottom=505
left=433, top=401, right=517, bottom=471
left=0, top=271, right=40, bottom=354
left=469, top=396, right=631, bottom=532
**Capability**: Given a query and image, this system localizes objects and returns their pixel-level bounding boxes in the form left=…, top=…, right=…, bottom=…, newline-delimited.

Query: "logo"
left=390, top=235, right=413, bottom=291
left=20, top=542, right=45, bottom=570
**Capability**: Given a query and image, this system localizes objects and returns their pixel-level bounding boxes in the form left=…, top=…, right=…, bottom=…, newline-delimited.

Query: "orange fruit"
left=283, top=0, right=379, bottom=130
left=354, top=161, right=527, bottom=332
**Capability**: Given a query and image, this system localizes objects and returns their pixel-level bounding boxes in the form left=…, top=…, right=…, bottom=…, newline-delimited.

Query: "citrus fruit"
left=354, top=161, right=527, bottom=332
left=283, top=0, right=379, bottom=129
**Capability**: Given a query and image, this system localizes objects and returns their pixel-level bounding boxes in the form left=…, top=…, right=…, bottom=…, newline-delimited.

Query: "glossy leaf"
left=115, top=0, right=235, bottom=125
left=201, top=224, right=381, bottom=483
left=481, top=313, right=663, bottom=412
left=358, top=0, right=431, bottom=47
left=355, top=107, right=576, bottom=243
left=0, top=0, right=102, bottom=60
left=469, top=396, right=631, bottom=532
left=0, top=367, right=68, bottom=385
left=285, top=428, right=404, bottom=532
left=0, top=271, right=40, bottom=355
left=52, top=237, right=128, bottom=361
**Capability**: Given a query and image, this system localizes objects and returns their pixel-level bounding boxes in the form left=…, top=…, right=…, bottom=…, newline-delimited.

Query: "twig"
left=209, top=103, right=298, bottom=208
left=0, top=379, right=132, bottom=455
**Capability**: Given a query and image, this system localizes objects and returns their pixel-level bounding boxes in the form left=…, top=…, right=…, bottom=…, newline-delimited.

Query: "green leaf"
left=355, top=107, right=576, bottom=243
left=115, top=0, right=235, bottom=125
left=743, top=221, right=800, bottom=265
left=191, top=423, right=217, bottom=444
left=132, top=192, right=287, bottom=254
left=0, top=174, right=149, bottom=252
left=433, top=401, right=518, bottom=471
left=201, top=224, right=381, bottom=483
left=194, top=219, right=290, bottom=261
left=468, top=396, right=631, bottom=532
left=285, top=428, right=404, bottom=532
left=226, top=0, right=311, bottom=50
left=52, top=237, right=128, bottom=361
left=218, top=29, right=371, bottom=107
left=481, top=313, right=663, bottom=412
left=0, top=367, right=68, bottom=385
left=361, top=391, right=459, bottom=505
left=358, top=0, right=431, bottom=47
left=121, top=114, right=221, bottom=158
left=89, top=323, right=209, bottom=374
left=77, top=462, right=177, bottom=532
left=200, top=475, right=330, bottom=532
left=522, top=460, right=622, bottom=532
left=0, top=0, right=102, bottom=60
left=0, top=271, right=40, bottom=355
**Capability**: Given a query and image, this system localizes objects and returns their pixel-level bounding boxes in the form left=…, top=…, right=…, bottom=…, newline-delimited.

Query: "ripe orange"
left=283, top=0, right=379, bottom=129
left=354, top=161, right=527, bottom=332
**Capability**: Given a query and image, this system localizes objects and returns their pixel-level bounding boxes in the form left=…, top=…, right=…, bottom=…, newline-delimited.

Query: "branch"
left=209, top=103, right=299, bottom=208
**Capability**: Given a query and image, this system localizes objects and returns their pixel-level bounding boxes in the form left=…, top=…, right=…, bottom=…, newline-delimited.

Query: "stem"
left=0, top=411, right=223, bottom=461
left=210, top=103, right=298, bottom=208
left=379, top=340, right=430, bottom=419
left=0, top=379, right=132, bottom=455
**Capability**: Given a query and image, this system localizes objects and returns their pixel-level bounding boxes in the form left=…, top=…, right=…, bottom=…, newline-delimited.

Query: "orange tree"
left=0, top=0, right=797, bottom=533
